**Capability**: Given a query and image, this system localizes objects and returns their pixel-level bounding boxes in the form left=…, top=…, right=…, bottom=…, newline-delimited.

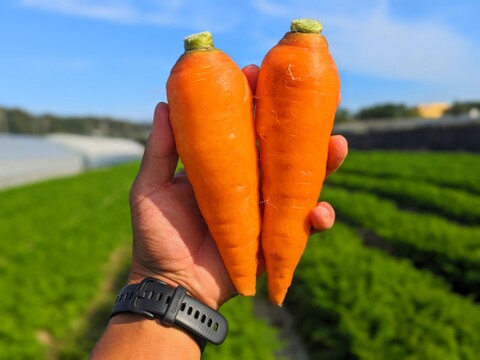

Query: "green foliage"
left=3, top=145, right=480, bottom=359
left=287, top=223, right=480, bottom=360
left=340, top=151, right=480, bottom=194
left=0, top=163, right=282, bottom=359
left=0, top=163, right=139, bottom=359
left=321, top=186, right=480, bottom=297
left=355, top=103, right=419, bottom=120
left=445, top=101, right=480, bottom=115
left=326, top=172, right=480, bottom=225
left=334, top=108, right=353, bottom=123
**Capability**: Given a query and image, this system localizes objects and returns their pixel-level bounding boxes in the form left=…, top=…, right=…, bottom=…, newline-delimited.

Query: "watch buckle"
left=128, top=278, right=159, bottom=319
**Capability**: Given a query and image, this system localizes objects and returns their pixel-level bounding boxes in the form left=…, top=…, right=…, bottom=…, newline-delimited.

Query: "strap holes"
left=147, top=291, right=154, bottom=300
left=213, top=322, right=219, bottom=331
left=194, top=310, right=200, bottom=319
left=166, top=296, right=171, bottom=304
left=180, top=303, right=186, bottom=311
left=156, top=293, right=163, bottom=301
left=187, top=307, right=193, bottom=315
left=128, top=293, right=134, bottom=300
left=207, top=319, right=213, bottom=327
left=201, top=314, right=206, bottom=323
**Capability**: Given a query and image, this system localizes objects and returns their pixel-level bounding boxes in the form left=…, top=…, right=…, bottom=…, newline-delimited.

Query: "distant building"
left=417, top=102, right=450, bottom=119
left=469, top=107, right=480, bottom=119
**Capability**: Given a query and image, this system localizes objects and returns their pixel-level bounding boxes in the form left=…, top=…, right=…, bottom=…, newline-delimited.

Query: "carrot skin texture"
left=166, top=49, right=261, bottom=295
left=256, top=32, right=340, bottom=304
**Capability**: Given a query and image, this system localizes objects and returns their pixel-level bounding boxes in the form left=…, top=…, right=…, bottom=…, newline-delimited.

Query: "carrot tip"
left=233, top=277, right=257, bottom=297
left=290, top=18, right=323, bottom=34
left=236, top=288, right=256, bottom=297
left=184, top=31, right=215, bottom=52
left=269, top=289, right=288, bottom=306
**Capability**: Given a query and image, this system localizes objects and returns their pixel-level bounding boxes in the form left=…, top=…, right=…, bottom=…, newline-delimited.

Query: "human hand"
left=128, top=65, right=348, bottom=310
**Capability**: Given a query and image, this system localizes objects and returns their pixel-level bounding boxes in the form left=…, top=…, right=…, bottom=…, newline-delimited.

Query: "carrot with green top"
left=166, top=32, right=261, bottom=295
left=256, top=19, right=341, bottom=304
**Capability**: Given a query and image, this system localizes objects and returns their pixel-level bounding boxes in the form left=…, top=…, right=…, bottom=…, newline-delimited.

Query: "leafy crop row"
left=326, top=172, right=480, bottom=225
left=0, top=164, right=138, bottom=359
left=0, top=164, right=281, bottom=359
left=287, top=223, right=480, bottom=359
left=340, top=151, right=480, bottom=194
left=203, top=296, right=284, bottom=360
left=320, top=186, right=480, bottom=297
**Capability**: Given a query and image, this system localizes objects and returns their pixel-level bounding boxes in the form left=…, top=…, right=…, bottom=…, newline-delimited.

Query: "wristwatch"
left=111, top=277, right=228, bottom=352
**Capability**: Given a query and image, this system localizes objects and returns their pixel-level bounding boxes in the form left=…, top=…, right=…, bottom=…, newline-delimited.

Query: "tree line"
left=335, top=100, right=480, bottom=123
left=1, top=100, right=478, bottom=140
left=0, top=107, right=151, bottom=143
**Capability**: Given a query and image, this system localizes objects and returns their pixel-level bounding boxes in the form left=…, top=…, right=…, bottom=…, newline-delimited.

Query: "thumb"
left=137, top=102, right=179, bottom=187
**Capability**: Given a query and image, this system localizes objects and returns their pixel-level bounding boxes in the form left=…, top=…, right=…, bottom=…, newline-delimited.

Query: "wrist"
left=128, top=262, right=223, bottom=310
left=110, top=277, right=228, bottom=353
left=109, top=313, right=201, bottom=349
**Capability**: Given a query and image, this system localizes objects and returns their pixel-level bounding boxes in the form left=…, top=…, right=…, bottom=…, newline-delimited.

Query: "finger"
left=242, top=64, right=260, bottom=95
left=137, top=102, right=179, bottom=187
left=310, top=201, right=335, bottom=232
left=326, top=135, right=348, bottom=178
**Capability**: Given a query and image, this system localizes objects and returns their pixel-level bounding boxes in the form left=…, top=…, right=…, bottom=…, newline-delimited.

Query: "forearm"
left=90, top=314, right=201, bottom=360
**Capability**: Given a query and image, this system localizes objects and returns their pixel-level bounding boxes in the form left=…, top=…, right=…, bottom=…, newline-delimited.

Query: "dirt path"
left=253, top=297, right=310, bottom=360
left=52, top=245, right=132, bottom=359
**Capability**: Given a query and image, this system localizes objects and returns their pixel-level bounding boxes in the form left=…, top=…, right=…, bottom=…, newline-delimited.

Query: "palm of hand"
left=129, top=172, right=236, bottom=309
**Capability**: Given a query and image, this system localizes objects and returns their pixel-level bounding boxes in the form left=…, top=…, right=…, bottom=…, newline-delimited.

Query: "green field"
left=0, top=163, right=281, bottom=359
left=1, top=150, right=479, bottom=359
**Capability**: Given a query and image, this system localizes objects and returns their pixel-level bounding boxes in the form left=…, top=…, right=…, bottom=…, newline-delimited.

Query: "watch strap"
left=111, top=277, right=228, bottom=351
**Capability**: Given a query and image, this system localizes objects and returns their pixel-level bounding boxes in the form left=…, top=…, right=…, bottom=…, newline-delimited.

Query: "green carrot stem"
left=290, top=18, right=323, bottom=34
left=184, top=31, right=215, bottom=52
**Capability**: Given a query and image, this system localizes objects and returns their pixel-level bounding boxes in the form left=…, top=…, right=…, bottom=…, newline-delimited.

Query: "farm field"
left=1, top=150, right=479, bottom=359
left=0, top=163, right=282, bottom=360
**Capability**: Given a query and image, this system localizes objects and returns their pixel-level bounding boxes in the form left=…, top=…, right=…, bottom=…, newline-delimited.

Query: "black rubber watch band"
left=111, top=277, right=228, bottom=352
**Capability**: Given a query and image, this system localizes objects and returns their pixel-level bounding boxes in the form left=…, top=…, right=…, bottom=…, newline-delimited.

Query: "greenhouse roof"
left=0, top=134, right=144, bottom=190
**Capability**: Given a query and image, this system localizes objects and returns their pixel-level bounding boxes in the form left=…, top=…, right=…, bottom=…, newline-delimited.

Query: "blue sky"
left=1, top=0, right=479, bottom=122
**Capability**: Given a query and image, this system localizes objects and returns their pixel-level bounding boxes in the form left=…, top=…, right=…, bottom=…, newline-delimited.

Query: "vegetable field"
left=0, top=163, right=281, bottom=360
left=1, top=150, right=479, bottom=359
left=287, top=151, right=480, bottom=359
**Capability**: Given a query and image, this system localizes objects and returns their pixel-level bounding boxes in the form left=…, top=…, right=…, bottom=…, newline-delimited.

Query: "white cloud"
left=251, top=0, right=479, bottom=87
left=20, top=0, right=138, bottom=23
left=325, top=5, right=479, bottom=86
left=18, top=0, right=241, bottom=32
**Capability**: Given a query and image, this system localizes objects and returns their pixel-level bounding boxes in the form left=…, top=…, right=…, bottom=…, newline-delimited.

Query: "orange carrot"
left=256, top=19, right=341, bottom=304
left=166, top=32, right=261, bottom=295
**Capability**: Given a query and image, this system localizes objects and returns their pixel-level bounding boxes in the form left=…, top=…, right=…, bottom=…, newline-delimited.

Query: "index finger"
left=242, top=64, right=259, bottom=95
